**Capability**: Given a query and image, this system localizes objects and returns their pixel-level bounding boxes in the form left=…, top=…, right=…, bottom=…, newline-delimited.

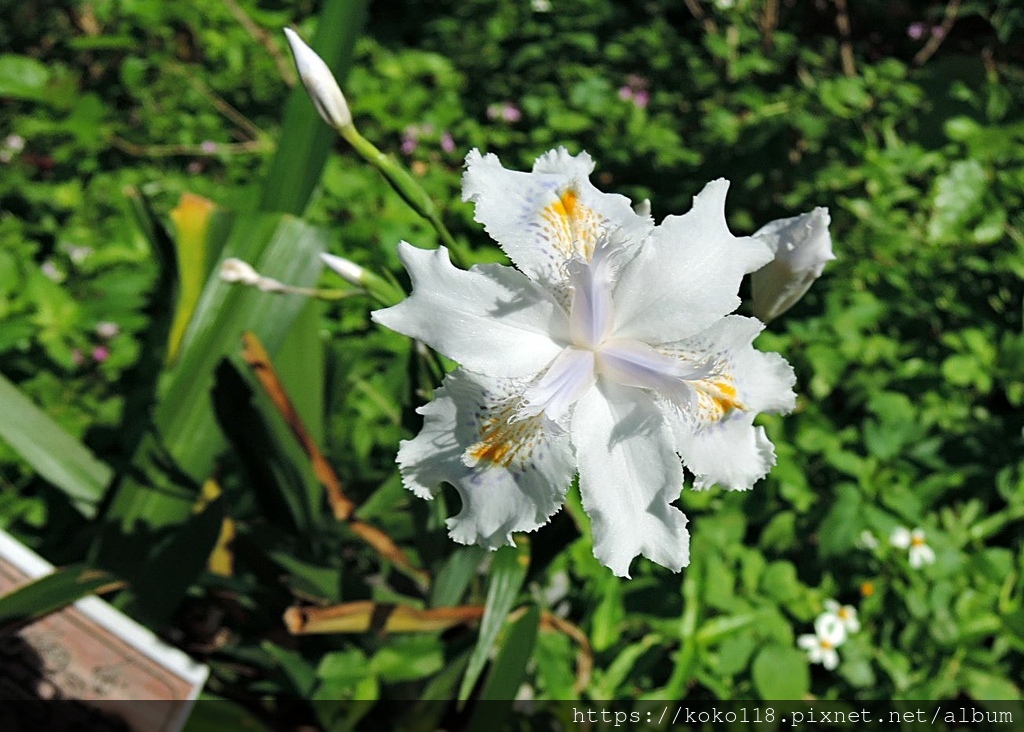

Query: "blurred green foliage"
left=0, top=0, right=1022, bottom=724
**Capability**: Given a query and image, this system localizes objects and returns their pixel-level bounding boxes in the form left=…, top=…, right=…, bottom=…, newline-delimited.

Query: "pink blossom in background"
left=401, top=125, right=420, bottom=155
left=907, top=22, right=926, bottom=40
left=487, top=102, right=522, bottom=123
left=619, top=75, right=650, bottom=109
left=92, top=345, right=110, bottom=363
left=200, top=140, right=217, bottom=154
left=71, top=349, right=86, bottom=367
left=441, top=131, right=456, bottom=153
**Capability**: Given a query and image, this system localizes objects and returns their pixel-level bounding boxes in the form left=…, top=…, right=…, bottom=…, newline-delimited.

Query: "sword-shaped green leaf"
left=0, top=372, right=112, bottom=518
left=103, top=213, right=329, bottom=534
left=458, top=539, right=530, bottom=702
left=0, top=563, right=123, bottom=633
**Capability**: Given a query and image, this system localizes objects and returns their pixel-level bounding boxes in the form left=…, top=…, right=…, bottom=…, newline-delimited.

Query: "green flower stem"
left=270, top=280, right=403, bottom=307
left=337, top=124, right=468, bottom=267
left=358, top=268, right=406, bottom=307
left=265, top=284, right=363, bottom=301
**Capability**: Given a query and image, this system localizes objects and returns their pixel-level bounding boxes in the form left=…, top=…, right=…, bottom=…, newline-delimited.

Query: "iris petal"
left=597, top=338, right=709, bottom=407
left=520, top=347, right=596, bottom=421
left=398, top=369, right=575, bottom=549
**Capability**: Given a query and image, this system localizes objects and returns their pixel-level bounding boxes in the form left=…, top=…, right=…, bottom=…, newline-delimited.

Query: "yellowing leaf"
left=167, top=193, right=217, bottom=362
left=193, top=478, right=235, bottom=577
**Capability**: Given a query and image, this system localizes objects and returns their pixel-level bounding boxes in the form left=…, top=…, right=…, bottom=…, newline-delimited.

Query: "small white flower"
left=890, top=526, right=935, bottom=568
left=95, top=322, right=120, bottom=340
left=889, top=526, right=911, bottom=548
left=798, top=613, right=846, bottom=670
left=320, top=253, right=366, bottom=287
left=908, top=530, right=935, bottom=568
left=750, top=207, right=834, bottom=322
left=373, top=147, right=806, bottom=576
left=64, top=245, right=94, bottom=264
left=40, top=260, right=65, bottom=283
left=857, top=529, right=879, bottom=549
left=2, top=134, right=24, bottom=163
left=219, top=257, right=262, bottom=286
left=531, top=0, right=552, bottom=11
left=282, top=28, right=353, bottom=130
left=822, top=599, right=860, bottom=635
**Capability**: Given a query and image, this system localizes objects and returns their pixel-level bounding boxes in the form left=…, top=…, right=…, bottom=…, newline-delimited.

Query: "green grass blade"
left=0, top=372, right=112, bottom=518
left=125, top=496, right=226, bottom=626
left=272, top=299, right=325, bottom=445
left=430, top=545, right=487, bottom=608
left=0, top=563, right=123, bottom=633
left=212, top=360, right=320, bottom=535
left=458, top=539, right=530, bottom=702
left=117, top=187, right=179, bottom=461
left=463, top=605, right=540, bottom=732
left=477, top=605, right=540, bottom=702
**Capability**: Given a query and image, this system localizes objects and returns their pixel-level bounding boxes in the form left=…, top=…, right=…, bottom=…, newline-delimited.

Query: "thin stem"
left=683, top=0, right=718, bottom=35
left=220, top=0, right=297, bottom=86
left=913, top=0, right=962, bottom=66
left=339, top=125, right=467, bottom=266
left=760, top=0, right=779, bottom=51
left=110, top=137, right=273, bottom=158
left=833, top=0, right=857, bottom=77
left=167, top=64, right=266, bottom=141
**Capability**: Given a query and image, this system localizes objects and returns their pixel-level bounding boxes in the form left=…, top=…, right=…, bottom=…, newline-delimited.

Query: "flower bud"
left=320, top=252, right=365, bottom=287
left=283, top=28, right=353, bottom=130
left=219, top=257, right=262, bottom=286
left=750, top=207, right=835, bottom=322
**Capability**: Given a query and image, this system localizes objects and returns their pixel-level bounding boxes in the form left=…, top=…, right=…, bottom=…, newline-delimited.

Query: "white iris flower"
left=373, top=148, right=800, bottom=576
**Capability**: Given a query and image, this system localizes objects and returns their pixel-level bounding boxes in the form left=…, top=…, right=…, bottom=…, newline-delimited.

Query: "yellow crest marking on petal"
left=540, top=187, right=601, bottom=261
left=465, top=401, right=542, bottom=468
left=910, top=534, right=926, bottom=547
left=560, top=189, right=579, bottom=218
left=694, top=376, right=744, bottom=422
